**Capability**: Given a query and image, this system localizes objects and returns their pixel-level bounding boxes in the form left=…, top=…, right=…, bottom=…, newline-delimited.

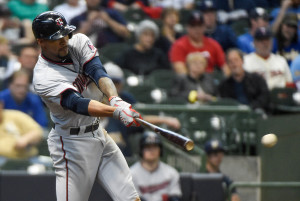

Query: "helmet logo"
left=55, top=18, right=64, bottom=26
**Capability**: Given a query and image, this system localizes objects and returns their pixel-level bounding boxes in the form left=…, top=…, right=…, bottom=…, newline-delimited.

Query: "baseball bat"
left=135, top=118, right=194, bottom=151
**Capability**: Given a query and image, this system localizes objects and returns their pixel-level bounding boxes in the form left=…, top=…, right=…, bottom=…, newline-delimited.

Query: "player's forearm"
left=98, top=77, right=118, bottom=99
left=88, top=100, right=116, bottom=117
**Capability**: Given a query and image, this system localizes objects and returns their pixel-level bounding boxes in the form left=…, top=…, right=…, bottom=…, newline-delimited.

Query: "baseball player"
left=130, top=131, right=182, bottom=201
left=32, top=11, right=141, bottom=201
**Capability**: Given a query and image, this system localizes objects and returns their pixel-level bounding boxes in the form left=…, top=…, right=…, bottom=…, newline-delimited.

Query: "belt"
left=53, top=123, right=99, bottom=135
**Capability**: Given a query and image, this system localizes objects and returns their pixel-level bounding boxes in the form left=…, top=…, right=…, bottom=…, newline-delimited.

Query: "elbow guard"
left=61, top=89, right=91, bottom=115
left=84, top=56, right=110, bottom=87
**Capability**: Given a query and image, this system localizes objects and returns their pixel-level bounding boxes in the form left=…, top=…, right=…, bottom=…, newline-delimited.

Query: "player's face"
left=39, top=36, right=69, bottom=61
left=143, top=144, right=160, bottom=162
left=9, top=74, right=29, bottom=102
left=226, top=51, right=244, bottom=76
left=207, top=151, right=224, bottom=169
left=139, top=30, right=156, bottom=50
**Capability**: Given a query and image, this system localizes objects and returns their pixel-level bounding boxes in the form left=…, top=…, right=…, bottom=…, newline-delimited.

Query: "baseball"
left=261, top=133, right=278, bottom=148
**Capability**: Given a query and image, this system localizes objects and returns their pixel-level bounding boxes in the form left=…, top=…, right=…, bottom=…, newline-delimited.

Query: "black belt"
left=53, top=124, right=99, bottom=135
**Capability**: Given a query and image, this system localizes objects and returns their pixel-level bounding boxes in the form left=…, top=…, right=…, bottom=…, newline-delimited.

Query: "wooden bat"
left=135, top=118, right=194, bottom=151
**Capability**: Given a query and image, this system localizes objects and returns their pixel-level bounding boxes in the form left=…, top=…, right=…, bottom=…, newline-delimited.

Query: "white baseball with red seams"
left=261, top=133, right=278, bottom=148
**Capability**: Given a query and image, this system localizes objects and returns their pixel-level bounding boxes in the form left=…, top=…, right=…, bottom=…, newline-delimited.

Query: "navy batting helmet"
left=139, top=131, right=163, bottom=157
left=32, top=11, right=76, bottom=40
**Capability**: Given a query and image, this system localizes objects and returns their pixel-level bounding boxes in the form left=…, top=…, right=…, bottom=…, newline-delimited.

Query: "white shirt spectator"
left=148, top=0, right=194, bottom=10
left=53, top=0, right=86, bottom=23
left=244, top=53, right=292, bottom=90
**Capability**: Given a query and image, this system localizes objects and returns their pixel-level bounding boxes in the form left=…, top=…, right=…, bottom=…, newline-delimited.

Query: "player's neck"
left=141, top=159, right=159, bottom=172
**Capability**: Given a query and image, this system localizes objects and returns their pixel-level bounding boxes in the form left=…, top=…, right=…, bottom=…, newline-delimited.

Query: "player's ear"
left=36, top=39, right=43, bottom=45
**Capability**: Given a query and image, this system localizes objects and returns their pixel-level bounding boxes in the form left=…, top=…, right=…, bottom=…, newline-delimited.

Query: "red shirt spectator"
left=169, top=35, right=225, bottom=73
left=169, top=11, right=227, bottom=75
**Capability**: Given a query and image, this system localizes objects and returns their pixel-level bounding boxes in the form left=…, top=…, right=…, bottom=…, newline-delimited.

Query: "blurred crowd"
left=1, top=0, right=300, bottom=200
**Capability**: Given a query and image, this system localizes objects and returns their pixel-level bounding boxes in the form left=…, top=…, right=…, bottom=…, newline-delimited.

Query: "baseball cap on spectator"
left=187, top=11, right=204, bottom=26
left=204, top=139, right=225, bottom=155
left=249, top=7, right=269, bottom=21
left=198, top=0, right=216, bottom=12
left=282, top=13, right=298, bottom=28
left=254, top=27, right=272, bottom=40
left=103, top=62, right=124, bottom=83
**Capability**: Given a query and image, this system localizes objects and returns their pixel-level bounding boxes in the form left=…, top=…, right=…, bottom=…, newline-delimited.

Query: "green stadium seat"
left=99, top=42, right=130, bottom=62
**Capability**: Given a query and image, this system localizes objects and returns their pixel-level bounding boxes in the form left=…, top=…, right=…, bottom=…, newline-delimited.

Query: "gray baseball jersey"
left=130, top=161, right=182, bottom=201
left=33, top=33, right=139, bottom=201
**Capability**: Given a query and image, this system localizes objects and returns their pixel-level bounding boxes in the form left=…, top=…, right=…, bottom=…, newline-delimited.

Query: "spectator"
left=0, top=69, right=48, bottom=128
left=169, top=52, right=217, bottom=103
left=102, top=62, right=181, bottom=156
left=270, top=0, right=300, bottom=29
left=7, top=0, right=49, bottom=21
left=0, top=101, right=43, bottom=159
left=237, top=7, right=270, bottom=53
left=219, top=48, right=270, bottom=113
left=130, top=131, right=182, bottom=201
left=148, top=0, right=194, bottom=10
left=155, top=8, right=183, bottom=55
left=204, top=139, right=240, bottom=201
left=0, top=4, right=35, bottom=45
left=0, top=37, right=20, bottom=89
left=199, top=0, right=237, bottom=52
left=290, top=54, right=300, bottom=90
left=116, top=19, right=171, bottom=76
left=53, top=0, right=86, bottom=23
left=272, top=13, right=300, bottom=65
left=244, top=27, right=293, bottom=90
left=169, top=11, right=227, bottom=75
left=15, top=46, right=39, bottom=92
left=70, top=0, right=130, bottom=48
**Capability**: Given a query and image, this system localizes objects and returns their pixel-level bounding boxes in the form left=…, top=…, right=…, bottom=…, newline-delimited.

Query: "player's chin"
left=58, top=49, right=68, bottom=58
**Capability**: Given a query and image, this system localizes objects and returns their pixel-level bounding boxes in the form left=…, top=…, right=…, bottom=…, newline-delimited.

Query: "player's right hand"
left=109, top=96, right=131, bottom=108
left=113, top=106, right=141, bottom=127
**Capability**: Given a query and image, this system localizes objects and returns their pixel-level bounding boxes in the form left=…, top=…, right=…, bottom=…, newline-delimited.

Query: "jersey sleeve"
left=70, top=33, right=99, bottom=69
left=168, top=167, right=182, bottom=196
left=34, top=67, right=79, bottom=99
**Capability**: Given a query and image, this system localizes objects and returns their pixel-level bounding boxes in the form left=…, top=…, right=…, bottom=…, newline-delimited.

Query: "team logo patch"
left=88, top=41, right=95, bottom=51
left=55, top=18, right=64, bottom=26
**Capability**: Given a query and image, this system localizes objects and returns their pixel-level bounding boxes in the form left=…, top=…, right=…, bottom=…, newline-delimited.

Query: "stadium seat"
left=99, top=42, right=130, bottom=62
left=145, top=69, right=176, bottom=90
left=230, top=18, right=249, bottom=36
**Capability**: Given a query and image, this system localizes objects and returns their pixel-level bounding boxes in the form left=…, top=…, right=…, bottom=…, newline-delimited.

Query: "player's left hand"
left=113, top=106, right=142, bottom=127
left=109, top=96, right=131, bottom=108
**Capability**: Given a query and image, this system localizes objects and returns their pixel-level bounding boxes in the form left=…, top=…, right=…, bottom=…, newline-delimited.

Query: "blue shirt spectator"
left=0, top=70, right=48, bottom=128
left=0, top=89, right=48, bottom=128
left=237, top=7, right=270, bottom=53
left=290, top=54, right=300, bottom=89
left=199, top=1, right=237, bottom=52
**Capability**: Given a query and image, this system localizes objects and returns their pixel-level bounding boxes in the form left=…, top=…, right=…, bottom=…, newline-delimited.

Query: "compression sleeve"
left=84, top=56, right=110, bottom=88
left=61, top=89, right=91, bottom=116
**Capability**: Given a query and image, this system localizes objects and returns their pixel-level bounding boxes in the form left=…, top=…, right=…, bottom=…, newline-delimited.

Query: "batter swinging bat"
left=135, top=118, right=194, bottom=151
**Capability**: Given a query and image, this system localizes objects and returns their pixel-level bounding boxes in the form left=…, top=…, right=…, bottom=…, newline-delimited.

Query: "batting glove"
left=113, top=107, right=141, bottom=127
left=109, top=96, right=131, bottom=108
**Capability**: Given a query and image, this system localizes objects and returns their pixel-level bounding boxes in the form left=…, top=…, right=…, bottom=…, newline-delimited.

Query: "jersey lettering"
left=73, top=74, right=89, bottom=93
left=139, top=180, right=170, bottom=194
